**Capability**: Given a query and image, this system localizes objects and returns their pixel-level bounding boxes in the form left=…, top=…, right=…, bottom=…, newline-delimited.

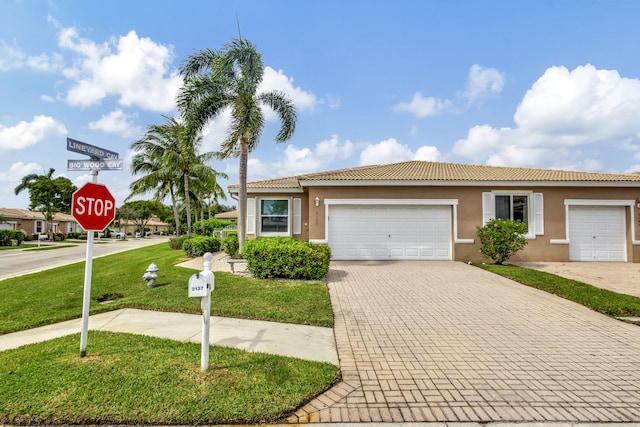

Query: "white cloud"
left=453, top=64, right=640, bottom=169
left=260, top=66, right=317, bottom=114
left=275, top=135, right=355, bottom=175
left=0, top=162, right=43, bottom=184
left=88, top=109, right=142, bottom=138
left=394, top=92, right=452, bottom=118
left=59, top=27, right=182, bottom=112
left=0, top=40, right=63, bottom=72
left=462, top=64, right=505, bottom=103
left=360, top=138, right=441, bottom=165
left=40, top=94, right=55, bottom=103
left=0, top=115, right=67, bottom=151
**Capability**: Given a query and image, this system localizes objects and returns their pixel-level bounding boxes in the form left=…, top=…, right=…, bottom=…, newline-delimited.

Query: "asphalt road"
left=0, top=236, right=169, bottom=281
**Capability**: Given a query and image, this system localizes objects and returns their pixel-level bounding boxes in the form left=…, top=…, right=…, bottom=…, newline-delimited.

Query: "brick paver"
left=288, top=261, right=640, bottom=423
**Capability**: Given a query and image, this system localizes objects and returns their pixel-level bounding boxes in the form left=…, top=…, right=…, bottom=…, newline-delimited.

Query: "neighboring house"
left=0, top=208, right=81, bottom=236
left=214, top=210, right=238, bottom=223
left=228, top=161, right=640, bottom=263
left=117, top=215, right=171, bottom=235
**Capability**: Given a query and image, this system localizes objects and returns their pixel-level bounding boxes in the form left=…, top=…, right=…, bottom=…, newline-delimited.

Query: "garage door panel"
left=569, top=206, right=626, bottom=262
left=329, top=204, right=451, bottom=260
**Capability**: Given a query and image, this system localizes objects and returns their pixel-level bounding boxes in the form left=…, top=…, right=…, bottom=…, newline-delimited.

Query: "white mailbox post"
left=188, top=252, right=214, bottom=371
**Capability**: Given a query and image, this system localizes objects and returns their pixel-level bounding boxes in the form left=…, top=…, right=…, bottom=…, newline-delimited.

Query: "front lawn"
left=475, top=263, right=640, bottom=318
left=0, top=331, right=339, bottom=425
left=0, top=243, right=333, bottom=334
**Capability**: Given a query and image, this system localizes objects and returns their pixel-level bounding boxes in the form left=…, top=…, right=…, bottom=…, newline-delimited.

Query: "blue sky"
left=2, top=0, right=640, bottom=209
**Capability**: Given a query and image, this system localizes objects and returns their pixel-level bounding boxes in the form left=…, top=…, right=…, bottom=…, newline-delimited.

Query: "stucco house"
left=0, top=208, right=80, bottom=236
left=228, top=160, right=640, bottom=263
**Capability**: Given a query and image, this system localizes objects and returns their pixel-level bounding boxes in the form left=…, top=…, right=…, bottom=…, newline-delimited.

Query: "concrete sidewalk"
left=0, top=308, right=338, bottom=365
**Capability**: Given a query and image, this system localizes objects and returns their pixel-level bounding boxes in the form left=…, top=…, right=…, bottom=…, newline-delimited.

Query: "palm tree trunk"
left=238, top=138, right=248, bottom=254
left=184, top=173, right=192, bottom=239
left=170, top=187, right=181, bottom=236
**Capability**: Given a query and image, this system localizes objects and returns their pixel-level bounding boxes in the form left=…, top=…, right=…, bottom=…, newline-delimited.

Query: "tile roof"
left=0, top=208, right=76, bottom=221
left=228, top=161, right=640, bottom=190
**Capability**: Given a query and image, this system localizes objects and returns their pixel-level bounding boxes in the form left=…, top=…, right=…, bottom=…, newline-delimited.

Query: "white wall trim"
left=309, top=239, right=328, bottom=244
left=322, top=198, right=472, bottom=245
left=324, top=198, right=459, bottom=206
left=554, top=200, right=640, bottom=245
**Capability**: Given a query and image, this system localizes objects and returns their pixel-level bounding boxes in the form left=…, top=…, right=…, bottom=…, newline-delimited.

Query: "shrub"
left=243, top=237, right=331, bottom=280
left=476, top=218, right=528, bottom=264
left=0, top=230, right=25, bottom=246
left=193, top=218, right=232, bottom=236
left=183, top=236, right=222, bottom=256
left=223, top=233, right=239, bottom=257
left=169, top=235, right=188, bottom=250
left=67, top=232, right=82, bottom=239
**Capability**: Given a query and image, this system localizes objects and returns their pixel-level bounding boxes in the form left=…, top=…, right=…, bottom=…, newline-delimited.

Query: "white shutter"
left=534, top=192, right=544, bottom=235
left=293, top=198, right=301, bottom=235
left=482, top=192, right=494, bottom=224
left=246, top=198, right=255, bottom=235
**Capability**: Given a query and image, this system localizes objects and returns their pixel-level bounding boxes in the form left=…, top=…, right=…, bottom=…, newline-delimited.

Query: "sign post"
left=66, top=137, right=120, bottom=357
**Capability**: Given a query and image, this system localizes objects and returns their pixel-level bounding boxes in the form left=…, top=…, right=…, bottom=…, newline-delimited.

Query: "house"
left=116, top=215, right=171, bottom=235
left=0, top=208, right=81, bottom=236
left=228, top=161, right=640, bottom=263
left=214, top=210, right=238, bottom=223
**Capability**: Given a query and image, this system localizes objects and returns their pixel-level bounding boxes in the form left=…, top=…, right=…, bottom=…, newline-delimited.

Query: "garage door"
left=328, top=205, right=451, bottom=260
left=569, top=206, right=626, bottom=261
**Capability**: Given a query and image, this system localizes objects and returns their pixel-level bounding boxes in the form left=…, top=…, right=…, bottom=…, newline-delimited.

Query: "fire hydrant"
left=143, top=263, right=159, bottom=288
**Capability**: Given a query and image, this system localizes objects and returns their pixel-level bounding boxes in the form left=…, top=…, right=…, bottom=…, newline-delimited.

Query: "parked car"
left=110, top=229, right=126, bottom=239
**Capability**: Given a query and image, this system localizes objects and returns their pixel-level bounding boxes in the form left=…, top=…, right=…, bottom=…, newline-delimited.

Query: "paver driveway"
left=288, top=261, right=640, bottom=423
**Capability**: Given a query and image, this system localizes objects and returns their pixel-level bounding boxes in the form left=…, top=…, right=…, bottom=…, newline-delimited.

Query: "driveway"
left=289, top=261, right=640, bottom=423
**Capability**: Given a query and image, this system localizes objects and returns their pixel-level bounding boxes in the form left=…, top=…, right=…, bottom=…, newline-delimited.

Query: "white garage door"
left=328, top=205, right=451, bottom=260
left=569, top=206, right=626, bottom=261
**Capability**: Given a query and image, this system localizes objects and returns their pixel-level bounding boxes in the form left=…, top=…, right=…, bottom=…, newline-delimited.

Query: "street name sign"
left=67, top=137, right=119, bottom=160
left=67, top=159, right=124, bottom=171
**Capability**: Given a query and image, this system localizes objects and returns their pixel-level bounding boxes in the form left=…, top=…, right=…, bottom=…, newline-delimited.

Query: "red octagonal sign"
left=72, top=183, right=116, bottom=231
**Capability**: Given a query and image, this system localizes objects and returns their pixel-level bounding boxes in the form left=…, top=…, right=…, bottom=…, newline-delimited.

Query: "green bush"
left=183, top=236, right=222, bottom=256
left=169, top=235, right=188, bottom=250
left=0, top=230, right=25, bottom=246
left=67, top=232, right=82, bottom=239
left=223, top=233, right=239, bottom=257
left=243, top=237, right=331, bottom=280
left=476, top=218, right=528, bottom=264
left=193, top=218, right=232, bottom=236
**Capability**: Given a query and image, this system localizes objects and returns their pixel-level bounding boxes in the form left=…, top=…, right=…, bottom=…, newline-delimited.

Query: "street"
left=0, top=236, right=168, bottom=281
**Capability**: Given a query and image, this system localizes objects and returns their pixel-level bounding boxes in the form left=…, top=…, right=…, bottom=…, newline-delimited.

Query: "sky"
left=2, top=0, right=640, bottom=209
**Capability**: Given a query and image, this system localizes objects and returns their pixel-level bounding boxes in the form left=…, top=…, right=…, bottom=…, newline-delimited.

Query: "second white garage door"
left=328, top=205, right=452, bottom=260
left=568, top=206, right=626, bottom=261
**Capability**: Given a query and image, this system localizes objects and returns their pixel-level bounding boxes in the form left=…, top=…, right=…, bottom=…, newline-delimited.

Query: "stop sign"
left=72, top=183, right=116, bottom=231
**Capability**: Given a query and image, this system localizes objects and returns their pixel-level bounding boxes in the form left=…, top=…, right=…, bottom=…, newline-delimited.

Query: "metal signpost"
left=188, top=252, right=214, bottom=371
left=67, top=138, right=121, bottom=357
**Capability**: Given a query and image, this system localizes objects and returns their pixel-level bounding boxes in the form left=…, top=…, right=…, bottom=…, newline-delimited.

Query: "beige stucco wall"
left=299, top=185, right=640, bottom=263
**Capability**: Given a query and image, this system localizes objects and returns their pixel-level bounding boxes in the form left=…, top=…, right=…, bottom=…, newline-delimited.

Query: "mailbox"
left=188, top=273, right=209, bottom=297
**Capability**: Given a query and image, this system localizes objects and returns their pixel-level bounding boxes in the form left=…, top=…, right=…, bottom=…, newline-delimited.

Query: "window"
left=483, top=191, right=544, bottom=237
left=260, top=199, right=289, bottom=234
left=495, top=194, right=529, bottom=227
left=35, top=220, right=43, bottom=234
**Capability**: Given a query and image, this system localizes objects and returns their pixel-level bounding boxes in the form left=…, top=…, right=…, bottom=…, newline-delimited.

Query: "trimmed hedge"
left=223, top=234, right=239, bottom=257
left=0, top=230, right=25, bottom=246
left=169, top=235, right=188, bottom=250
left=243, top=237, right=331, bottom=280
left=183, top=236, right=222, bottom=256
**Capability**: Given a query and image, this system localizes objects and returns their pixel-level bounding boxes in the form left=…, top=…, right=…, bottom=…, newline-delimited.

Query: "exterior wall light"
left=315, top=196, right=320, bottom=207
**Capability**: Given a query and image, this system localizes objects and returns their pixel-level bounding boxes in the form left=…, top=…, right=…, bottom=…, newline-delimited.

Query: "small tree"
left=476, top=218, right=528, bottom=264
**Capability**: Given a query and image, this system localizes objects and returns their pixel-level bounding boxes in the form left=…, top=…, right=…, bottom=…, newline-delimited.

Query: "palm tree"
left=129, top=117, right=226, bottom=238
left=14, top=168, right=76, bottom=235
left=177, top=38, right=297, bottom=253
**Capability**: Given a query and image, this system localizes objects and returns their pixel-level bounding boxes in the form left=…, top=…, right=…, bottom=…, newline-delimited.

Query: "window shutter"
left=293, top=198, right=301, bottom=235
left=534, top=192, right=544, bottom=235
left=482, top=192, right=493, bottom=224
left=246, top=198, right=255, bottom=235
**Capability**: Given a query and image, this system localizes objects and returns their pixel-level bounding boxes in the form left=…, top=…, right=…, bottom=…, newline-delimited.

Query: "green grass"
left=0, top=243, right=53, bottom=250
left=475, top=263, right=640, bottom=318
left=23, top=244, right=78, bottom=251
left=0, top=243, right=333, bottom=334
left=0, top=331, right=339, bottom=425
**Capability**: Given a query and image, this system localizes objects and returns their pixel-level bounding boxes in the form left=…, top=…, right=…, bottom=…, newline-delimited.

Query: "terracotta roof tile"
left=229, top=161, right=640, bottom=190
